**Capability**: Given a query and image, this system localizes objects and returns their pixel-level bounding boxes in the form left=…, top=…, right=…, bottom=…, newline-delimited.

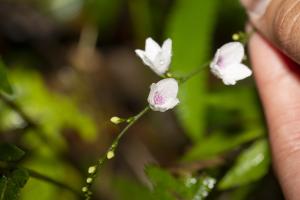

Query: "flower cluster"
left=135, top=38, right=252, bottom=112
left=136, top=38, right=179, bottom=112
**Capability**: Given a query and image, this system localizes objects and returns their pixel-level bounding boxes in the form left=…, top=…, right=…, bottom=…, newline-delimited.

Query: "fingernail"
left=240, top=0, right=271, bottom=18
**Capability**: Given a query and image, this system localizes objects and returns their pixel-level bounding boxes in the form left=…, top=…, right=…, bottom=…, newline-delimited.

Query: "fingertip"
left=249, top=33, right=300, bottom=200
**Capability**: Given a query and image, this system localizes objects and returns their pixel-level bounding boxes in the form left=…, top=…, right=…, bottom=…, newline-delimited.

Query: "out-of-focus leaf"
left=183, top=129, right=264, bottom=161
left=146, top=165, right=180, bottom=200
left=21, top=149, right=80, bottom=200
left=11, top=168, right=29, bottom=188
left=0, top=143, right=25, bottom=162
left=229, top=184, right=255, bottom=200
left=0, top=176, right=18, bottom=200
left=5, top=69, right=97, bottom=149
left=182, top=175, right=216, bottom=200
left=166, top=0, right=219, bottom=141
left=0, top=60, right=13, bottom=95
left=146, top=166, right=216, bottom=200
left=207, top=87, right=263, bottom=130
left=0, top=168, right=29, bottom=200
left=114, top=177, right=155, bottom=200
left=219, top=139, right=270, bottom=190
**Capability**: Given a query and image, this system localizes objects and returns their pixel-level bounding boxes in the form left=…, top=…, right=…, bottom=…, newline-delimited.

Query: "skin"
left=240, top=0, right=300, bottom=199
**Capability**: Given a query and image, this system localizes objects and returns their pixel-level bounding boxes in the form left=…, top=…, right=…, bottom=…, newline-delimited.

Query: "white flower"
left=135, top=37, right=172, bottom=76
left=210, top=42, right=252, bottom=85
left=147, top=78, right=179, bottom=112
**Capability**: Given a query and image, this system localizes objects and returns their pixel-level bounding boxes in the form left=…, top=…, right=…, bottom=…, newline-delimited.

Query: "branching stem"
left=83, top=106, right=150, bottom=199
left=83, top=61, right=210, bottom=199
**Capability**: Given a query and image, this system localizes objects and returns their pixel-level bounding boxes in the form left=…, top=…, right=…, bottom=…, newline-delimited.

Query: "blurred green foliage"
left=146, top=166, right=216, bottom=200
left=0, top=144, right=29, bottom=200
left=0, top=0, right=277, bottom=200
left=7, top=69, right=96, bottom=147
left=115, top=166, right=216, bottom=200
left=0, top=168, right=29, bottom=200
left=0, top=144, right=25, bottom=162
left=167, top=0, right=219, bottom=142
left=219, top=139, right=270, bottom=189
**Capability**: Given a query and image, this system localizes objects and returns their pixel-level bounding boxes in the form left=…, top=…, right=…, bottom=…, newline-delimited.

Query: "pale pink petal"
left=216, top=42, right=244, bottom=67
left=145, top=37, right=161, bottom=61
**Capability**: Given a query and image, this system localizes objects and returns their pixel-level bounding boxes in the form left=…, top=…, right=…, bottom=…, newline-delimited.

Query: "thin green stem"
left=0, top=162, right=81, bottom=197
left=27, top=169, right=82, bottom=197
left=83, top=106, right=150, bottom=200
left=179, top=61, right=210, bottom=84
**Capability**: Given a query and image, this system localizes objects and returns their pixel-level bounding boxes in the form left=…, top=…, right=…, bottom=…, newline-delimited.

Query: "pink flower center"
left=154, top=92, right=165, bottom=105
left=217, top=56, right=225, bottom=68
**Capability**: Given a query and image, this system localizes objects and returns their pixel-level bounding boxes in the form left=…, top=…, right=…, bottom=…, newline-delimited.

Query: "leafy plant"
left=219, top=139, right=270, bottom=189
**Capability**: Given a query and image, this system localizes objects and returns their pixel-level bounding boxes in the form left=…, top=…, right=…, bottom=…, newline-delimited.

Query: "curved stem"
left=179, top=61, right=210, bottom=84
left=83, top=106, right=150, bottom=199
left=0, top=162, right=81, bottom=197
left=27, top=169, right=82, bottom=197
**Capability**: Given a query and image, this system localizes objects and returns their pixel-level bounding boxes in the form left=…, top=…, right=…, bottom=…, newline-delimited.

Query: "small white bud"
left=88, top=166, right=96, bottom=174
left=110, top=116, right=124, bottom=124
left=106, top=151, right=114, bottom=159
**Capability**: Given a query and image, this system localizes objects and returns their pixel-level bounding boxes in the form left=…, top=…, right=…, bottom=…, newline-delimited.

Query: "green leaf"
left=166, top=0, right=219, bottom=141
left=146, top=165, right=180, bottom=200
left=0, top=144, right=25, bottom=162
left=207, top=86, right=263, bottom=130
left=0, top=176, right=8, bottom=200
left=114, top=177, right=155, bottom=200
left=182, top=129, right=264, bottom=161
left=21, top=150, right=80, bottom=200
left=0, top=60, right=13, bottom=95
left=0, top=176, right=17, bottom=200
left=0, top=168, right=29, bottom=200
left=146, top=166, right=216, bottom=200
left=219, top=139, right=270, bottom=190
left=11, top=168, right=29, bottom=188
left=4, top=69, right=97, bottom=149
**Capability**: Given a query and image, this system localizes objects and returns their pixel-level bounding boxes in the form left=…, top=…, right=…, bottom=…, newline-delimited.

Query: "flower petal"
left=153, top=51, right=171, bottom=75
left=165, top=98, right=180, bottom=109
left=135, top=49, right=155, bottom=68
left=222, top=63, right=252, bottom=85
left=216, top=42, right=244, bottom=67
left=147, top=78, right=179, bottom=112
left=147, top=83, right=157, bottom=106
left=155, top=78, right=178, bottom=98
left=162, top=38, right=172, bottom=56
left=145, top=37, right=161, bottom=61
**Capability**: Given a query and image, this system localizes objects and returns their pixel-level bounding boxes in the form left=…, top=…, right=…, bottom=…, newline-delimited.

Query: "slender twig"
left=83, top=106, right=150, bottom=199
left=0, top=92, right=51, bottom=147
left=27, top=169, right=82, bottom=197
left=179, top=61, right=210, bottom=83
left=0, top=162, right=81, bottom=197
